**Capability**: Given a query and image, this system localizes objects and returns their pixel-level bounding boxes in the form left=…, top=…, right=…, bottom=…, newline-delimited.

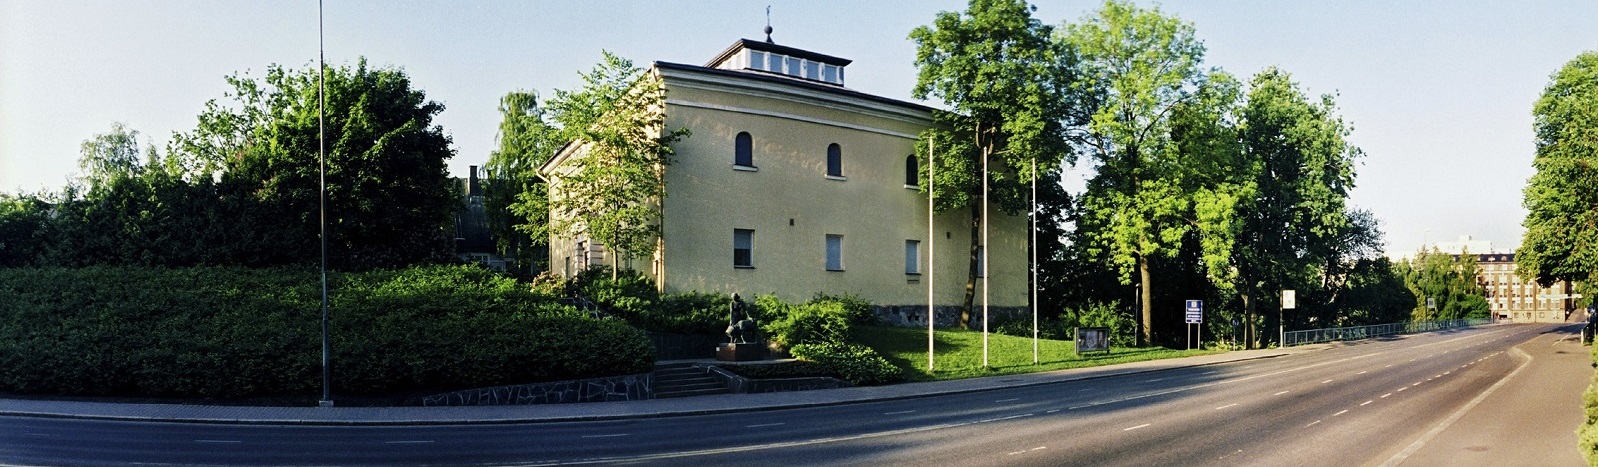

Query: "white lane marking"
left=1143, top=378, right=1165, bottom=383
left=1357, top=371, right=1368, bottom=375
left=1381, top=393, right=1393, bottom=398
left=995, top=398, right=1021, bottom=403
left=1413, top=382, right=1423, bottom=386
left=747, top=423, right=786, bottom=428
left=1361, top=400, right=1373, bottom=406
left=1124, top=423, right=1151, bottom=431
left=1397, top=387, right=1408, bottom=392
left=1333, top=410, right=1349, bottom=416
left=1306, top=420, right=1322, bottom=427
left=1032, top=447, right=1046, bottom=451
left=1443, top=371, right=1451, bottom=375
left=1274, top=391, right=1290, bottom=396
left=1385, top=364, right=1393, bottom=368
left=582, top=434, right=631, bottom=439
left=1382, top=346, right=1534, bottom=467
left=194, top=440, right=242, bottom=444
left=884, top=410, right=916, bottom=415
left=1045, top=409, right=1060, bottom=414
left=1322, top=379, right=1334, bottom=384
left=1008, top=450, right=1026, bottom=455
left=1216, top=403, right=1239, bottom=410
left=1078, top=388, right=1093, bottom=392
left=385, top=440, right=435, bottom=444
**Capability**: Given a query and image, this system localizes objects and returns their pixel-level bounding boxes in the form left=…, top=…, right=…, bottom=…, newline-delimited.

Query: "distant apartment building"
left=540, top=35, right=1029, bottom=324
left=1475, top=253, right=1577, bottom=323
left=453, top=165, right=507, bottom=270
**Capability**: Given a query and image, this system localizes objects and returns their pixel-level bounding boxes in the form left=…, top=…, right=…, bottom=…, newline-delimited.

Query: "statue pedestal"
left=716, top=342, right=766, bottom=361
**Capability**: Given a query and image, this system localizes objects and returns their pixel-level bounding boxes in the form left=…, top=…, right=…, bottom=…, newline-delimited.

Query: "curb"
left=0, top=350, right=1298, bottom=426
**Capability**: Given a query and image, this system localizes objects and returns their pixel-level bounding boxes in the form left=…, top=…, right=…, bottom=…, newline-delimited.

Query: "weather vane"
left=764, top=6, right=774, bottom=43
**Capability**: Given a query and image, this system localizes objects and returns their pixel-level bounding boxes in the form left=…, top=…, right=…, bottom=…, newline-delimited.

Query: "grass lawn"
left=854, top=325, right=1221, bottom=382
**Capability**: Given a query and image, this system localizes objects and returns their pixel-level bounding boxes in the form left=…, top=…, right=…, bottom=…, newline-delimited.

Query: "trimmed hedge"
left=789, top=342, right=901, bottom=386
left=0, top=265, right=651, bottom=399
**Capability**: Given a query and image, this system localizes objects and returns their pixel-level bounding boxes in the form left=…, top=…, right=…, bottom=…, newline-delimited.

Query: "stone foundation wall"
left=873, top=305, right=1028, bottom=329
left=420, top=373, right=652, bottom=406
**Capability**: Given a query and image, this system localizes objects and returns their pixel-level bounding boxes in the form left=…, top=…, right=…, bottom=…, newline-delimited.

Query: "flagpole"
left=927, top=136, right=935, bottom=371
left=317, top=0, right=332, bottom=408
left=982, top=148, right=989, bottom=369
left=1031, top=158, right=1038, bottom=365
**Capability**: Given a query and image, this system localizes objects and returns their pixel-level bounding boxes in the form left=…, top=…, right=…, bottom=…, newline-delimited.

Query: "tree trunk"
left=961, top=200, right=980, bottom=330
left=1241, top=290, right=1256, bottom=350
left=1139, top=254, right=1153, bottom=347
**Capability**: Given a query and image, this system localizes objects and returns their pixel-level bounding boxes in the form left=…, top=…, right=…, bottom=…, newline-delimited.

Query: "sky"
left=2, top=1, right=1595, bottom=256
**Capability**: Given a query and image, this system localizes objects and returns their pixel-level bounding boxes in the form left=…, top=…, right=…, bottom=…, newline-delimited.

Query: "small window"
left=823, top=65, right=838, bottom=83
left=905, top=240, right=920, bottom=275
left=786, top=56, right=802, bottom=77
left=905, top=155, right=919, bottom=187
left=735, top=132, right=753, bottom=167
left=767, top=52, right=783, bottom=72
left=804, top=61, right=820, bottom=80
left=826, top=144, right=843, bottom=177
left=826, top=234, right=843, bottom=271
left=734, top=229, right=754, bottom=268
left=750, top=51, right=766, bottom=71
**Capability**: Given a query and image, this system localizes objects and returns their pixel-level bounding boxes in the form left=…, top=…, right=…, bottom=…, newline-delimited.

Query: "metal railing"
left=1283, top=318, right=1493, bottom=347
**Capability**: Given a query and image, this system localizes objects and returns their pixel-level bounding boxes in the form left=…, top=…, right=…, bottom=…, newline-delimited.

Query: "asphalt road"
left=0, top=324, right=1585, bottom=466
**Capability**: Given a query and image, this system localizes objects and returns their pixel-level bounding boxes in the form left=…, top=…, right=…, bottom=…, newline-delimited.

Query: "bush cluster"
left=0, top=265, right=652, bottom=399
left=789, top=342, right=901, bottom=386
left=569, top=267, right=729, bottom=335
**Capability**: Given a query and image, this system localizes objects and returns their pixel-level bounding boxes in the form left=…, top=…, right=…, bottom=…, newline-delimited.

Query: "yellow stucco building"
left=541, top=37, right=1029, bottom=325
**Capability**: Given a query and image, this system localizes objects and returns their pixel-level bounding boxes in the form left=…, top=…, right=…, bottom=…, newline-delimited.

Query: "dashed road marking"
left=1398, top=387, right=1409, bottom=392
left=995, top=398, right=1020, bottom=403
left=747, top=423, right=786, bottom=428
left=1274, top=391, right=1290, bottom=396
left=1124, top=424, right=1151, bottom=431
left=1334, top=410, right=1349, bottom=417
left=1322, top=379, right=1334, bottom=384
left=1306, top=420, right=1322, bottom=427
left=884, top=410, right=916, bottom=415
left=1045, top=409, right=1060, bottom=414
left=1381, top=393, right=1393, bottom=398
left=1361, top=400, right=1373, bottom=406
left=1358, top=371, right=1368, bottom=375
left=1216, top=403, right=1238, bottom=410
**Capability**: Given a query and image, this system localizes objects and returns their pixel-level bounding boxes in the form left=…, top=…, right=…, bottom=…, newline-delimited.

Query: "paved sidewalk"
left=1382, top=325, right=1590, bottom=466
left=0, top=345, right=1322, bottom=426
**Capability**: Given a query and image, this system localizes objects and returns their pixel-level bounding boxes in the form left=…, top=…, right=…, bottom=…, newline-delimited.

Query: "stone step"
left=655, top=387, right=730, bottom=398
left=655, top=380, right=723, bottom=391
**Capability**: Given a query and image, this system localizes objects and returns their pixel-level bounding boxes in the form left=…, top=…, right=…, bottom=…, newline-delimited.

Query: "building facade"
left=1475, top=253, right=1577, bottom=323
left=541, top=38, right=1029, bottom=323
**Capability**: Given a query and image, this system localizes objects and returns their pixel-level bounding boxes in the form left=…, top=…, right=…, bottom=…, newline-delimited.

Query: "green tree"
left=1400, top=248, right=1488, bottom=321
left=171, top=58, right=459, bottom=269
left=483, top=91, right=565, bottom=272
left=1064, top=0, right=1225, bottom=345
left=0, top=193, right=51, bottom=266
left=909, top=0, right=1087, bottom=328
left=76, top=122, right=150, bottom=187
left=541, top=52, right=689, bottom=279
left=1228, top=67, right=1363, bottom=347
left=1520, top=51, right=1598, bottom=288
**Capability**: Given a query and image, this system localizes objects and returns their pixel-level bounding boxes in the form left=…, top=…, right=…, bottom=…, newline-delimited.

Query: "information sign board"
left=1185, top=300, right=1203, bottom=324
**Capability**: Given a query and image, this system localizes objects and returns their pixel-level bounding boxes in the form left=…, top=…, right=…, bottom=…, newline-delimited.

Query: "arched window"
left=905, top=155, right=918, bottom=187
left=826, top=143, right=843, bottom=177
left=734, top=132, right=753, bottom=167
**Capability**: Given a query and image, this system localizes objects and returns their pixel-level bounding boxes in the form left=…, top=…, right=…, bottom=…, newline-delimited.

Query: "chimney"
left=468, top=165, right=481, bottom=196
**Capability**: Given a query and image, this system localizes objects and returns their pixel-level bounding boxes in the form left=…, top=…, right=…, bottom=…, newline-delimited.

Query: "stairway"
left=653, top=363, right=728, bottom=398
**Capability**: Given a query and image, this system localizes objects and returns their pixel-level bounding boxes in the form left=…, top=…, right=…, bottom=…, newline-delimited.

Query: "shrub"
left=763, top=299, right=852, bottom=349
left=570, top=267, right=659, bottom=321
left=809, top=293, right=878, bottom=325
left=789, top=342, right=901, bottom=386
left=647, top=292, right=731, bottom=335
left=0, top=265, right=653, bottom=399
left=1070, top=301, right=1138, bottom=347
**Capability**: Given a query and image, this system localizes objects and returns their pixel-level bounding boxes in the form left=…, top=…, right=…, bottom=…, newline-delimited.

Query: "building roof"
left=705, top=38, right=853, bottom=69
left=653, top=61, right=938, bottom=115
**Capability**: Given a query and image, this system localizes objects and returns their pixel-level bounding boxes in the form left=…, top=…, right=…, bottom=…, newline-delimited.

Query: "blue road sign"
left=1185, top=300, right=1203, bottom=323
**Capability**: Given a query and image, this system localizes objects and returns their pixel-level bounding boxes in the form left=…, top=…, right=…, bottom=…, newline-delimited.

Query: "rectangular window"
left=749, top=51, right=766, bottom=71
left=905, top=240, right=920, bottom=275
left=734, top=229, right=754, bottom=268
left=786, top=56, right=802, bottom=77
left=768, top=52, right=783, bottom=72
left=826, top=234, right=843, bottom=271
left=804, top=60, right=820, bottom=80
left=822, top=64, right=838, bottom=83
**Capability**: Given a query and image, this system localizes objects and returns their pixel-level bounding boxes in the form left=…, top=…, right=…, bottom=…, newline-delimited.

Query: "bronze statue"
left=726, top=293, right=758, bottom=344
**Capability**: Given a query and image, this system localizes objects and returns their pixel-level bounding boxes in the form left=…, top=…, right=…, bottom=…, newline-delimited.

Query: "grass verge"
left=854, top=325, right=1221, bottom=382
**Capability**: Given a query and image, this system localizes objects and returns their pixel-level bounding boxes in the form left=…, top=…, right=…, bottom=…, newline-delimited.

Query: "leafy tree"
left=172, top=59, right=460, bottom=269
left=76, top=122, right=152, bottom=187
left=1227, top=67, right=1362, bottom=347
left=541, top=52, right=689, bottom=279
left=909, top=0, right=1088, bottom=327
left=483, top=91, right=565, bottom=272
left=1520, top=51, right=1598, bottom=288
left=1399, top=248, right=1488, bottom=321
left=1064, top=0, right=1226, bottom=345
left=0, top=193, right=50, bottom=266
